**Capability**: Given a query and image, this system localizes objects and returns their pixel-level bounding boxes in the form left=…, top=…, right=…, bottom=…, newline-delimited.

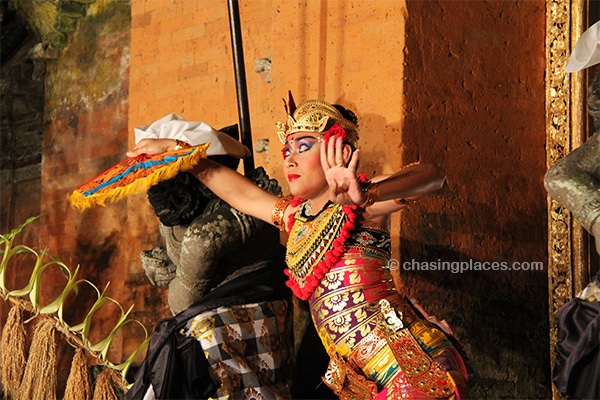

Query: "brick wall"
left=400, top=2, right=548, bottom=397
left=0, top=29, right=45, bottom=356
left=37, top=0, right=170, bottom=364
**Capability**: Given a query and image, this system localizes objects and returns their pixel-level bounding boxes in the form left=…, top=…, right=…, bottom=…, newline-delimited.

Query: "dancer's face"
left=282, top=132, right=327, bottom=199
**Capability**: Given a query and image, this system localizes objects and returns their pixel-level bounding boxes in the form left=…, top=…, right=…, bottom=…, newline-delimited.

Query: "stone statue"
left=544, top=75, right=600, bottom=255
left=142, top=165, right=286, bottom=314
left=543, top=26, right=600, bottom=399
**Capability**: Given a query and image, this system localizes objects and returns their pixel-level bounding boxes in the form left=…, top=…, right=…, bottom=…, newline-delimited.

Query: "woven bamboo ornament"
left=1, top=216, right=151, bottom=398
left=17, top=319, right=57, bottom=400
left=0, top=304, right=27, bottom=398
left=0, top=217, right=150, bottom=385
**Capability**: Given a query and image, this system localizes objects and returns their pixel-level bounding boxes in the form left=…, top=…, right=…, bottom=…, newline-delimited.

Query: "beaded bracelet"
left=272, top=196, right=292, bottom=231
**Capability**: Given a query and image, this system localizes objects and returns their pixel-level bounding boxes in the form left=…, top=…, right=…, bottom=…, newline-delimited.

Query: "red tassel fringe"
left=285, top=198, right=357, bottom=300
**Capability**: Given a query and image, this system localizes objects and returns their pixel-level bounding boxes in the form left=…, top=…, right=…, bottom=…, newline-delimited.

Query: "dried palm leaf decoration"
left=0, top=216, right=150, bottom=398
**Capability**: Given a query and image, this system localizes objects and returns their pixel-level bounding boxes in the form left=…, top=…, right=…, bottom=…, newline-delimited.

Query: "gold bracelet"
left=173, top=139, right=190, bottom=151
left=272, top=196, right=292, bottom=231
left=360, top=181, right=379, bottom=208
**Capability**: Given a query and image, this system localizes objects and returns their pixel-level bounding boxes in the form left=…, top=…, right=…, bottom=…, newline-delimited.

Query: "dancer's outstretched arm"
left=127, top=139, right=281, bottom=225
left=320, top=136, right=446, bottom=217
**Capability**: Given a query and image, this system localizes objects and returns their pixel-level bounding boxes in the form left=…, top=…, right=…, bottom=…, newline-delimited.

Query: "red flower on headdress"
left=323, top=124, right=347, bottom=144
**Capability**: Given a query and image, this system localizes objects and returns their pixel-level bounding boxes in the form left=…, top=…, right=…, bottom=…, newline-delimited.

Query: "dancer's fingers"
left=348, top=149, right=360, bottom=172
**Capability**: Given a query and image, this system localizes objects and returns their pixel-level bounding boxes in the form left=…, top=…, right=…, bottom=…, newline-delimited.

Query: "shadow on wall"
left=401, top=1, right=549, bottom=399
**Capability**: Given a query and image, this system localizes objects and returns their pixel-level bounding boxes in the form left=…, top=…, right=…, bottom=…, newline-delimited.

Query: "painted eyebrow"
left=285, top=135, right=320, bottom=144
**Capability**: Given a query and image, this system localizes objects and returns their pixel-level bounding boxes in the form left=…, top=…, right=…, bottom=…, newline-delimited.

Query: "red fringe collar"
left=284, top=197, right=357, bottom=300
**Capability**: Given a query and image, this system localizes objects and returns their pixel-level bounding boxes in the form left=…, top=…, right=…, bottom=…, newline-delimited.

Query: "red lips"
left=288, top=174, right=300, bottom=182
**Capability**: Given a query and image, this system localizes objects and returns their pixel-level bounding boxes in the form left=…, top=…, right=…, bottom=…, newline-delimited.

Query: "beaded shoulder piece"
left=284, top=198, right=357, bottom=300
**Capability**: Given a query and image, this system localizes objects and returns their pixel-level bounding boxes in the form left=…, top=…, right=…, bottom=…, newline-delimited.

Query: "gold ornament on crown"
left=276, top=98, right=359, bottom=147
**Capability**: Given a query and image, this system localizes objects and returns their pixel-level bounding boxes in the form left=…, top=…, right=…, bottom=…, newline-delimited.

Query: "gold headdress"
left=276, top=95, right=359, bottom=147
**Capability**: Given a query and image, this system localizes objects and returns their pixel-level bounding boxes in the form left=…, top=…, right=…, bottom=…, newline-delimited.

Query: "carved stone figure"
left=544, top=73, right=600, bottom=254
left=142, top=166, right=285, bottom=314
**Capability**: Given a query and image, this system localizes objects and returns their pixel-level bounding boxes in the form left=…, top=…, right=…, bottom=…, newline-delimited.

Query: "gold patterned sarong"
left=307, top=229, right=468, bottom=399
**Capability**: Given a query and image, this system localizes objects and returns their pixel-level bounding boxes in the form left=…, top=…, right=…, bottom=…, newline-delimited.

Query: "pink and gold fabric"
left=287, top=202, right=469, bottom=399
left=309, top=244, right=401, bottom=356
left=308, top=228, right=468, bottom=399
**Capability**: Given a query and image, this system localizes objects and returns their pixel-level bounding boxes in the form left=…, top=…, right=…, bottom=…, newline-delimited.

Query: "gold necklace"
left=304, top=200, right=314, bottom=216
left=285, top=201, right=356, bottom=300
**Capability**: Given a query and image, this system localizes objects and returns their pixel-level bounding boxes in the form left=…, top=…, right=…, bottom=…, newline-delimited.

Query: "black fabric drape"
left=126, top=266, right=289, bottom=400
left=553, top=289, right=600, bottom=399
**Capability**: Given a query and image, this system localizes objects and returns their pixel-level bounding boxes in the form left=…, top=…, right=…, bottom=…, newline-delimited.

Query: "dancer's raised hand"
left=320, top=135, right=364, bottom=206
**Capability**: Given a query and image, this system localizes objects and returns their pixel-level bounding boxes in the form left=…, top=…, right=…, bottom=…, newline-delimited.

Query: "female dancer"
left=128, top=99, right=469, bottom=399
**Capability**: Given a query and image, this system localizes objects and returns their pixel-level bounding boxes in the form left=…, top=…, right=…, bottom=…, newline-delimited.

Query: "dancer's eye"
left=296, top=140, right=314, bottom=153
left=283, top=136, right=319, bottom=159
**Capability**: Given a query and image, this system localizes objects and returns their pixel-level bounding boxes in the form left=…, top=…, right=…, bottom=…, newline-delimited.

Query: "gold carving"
left=546, top=1, right=587, bottom=399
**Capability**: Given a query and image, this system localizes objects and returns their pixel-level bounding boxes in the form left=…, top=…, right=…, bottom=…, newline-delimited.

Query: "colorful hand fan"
left=67, top=143, right=209, bottom=209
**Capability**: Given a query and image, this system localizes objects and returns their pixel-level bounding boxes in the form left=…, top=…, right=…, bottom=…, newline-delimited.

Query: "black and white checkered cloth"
left=184, top=299, right=295, bottom=399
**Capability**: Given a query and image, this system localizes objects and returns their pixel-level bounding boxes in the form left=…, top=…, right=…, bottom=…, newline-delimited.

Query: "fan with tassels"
left=67, top=143, right=209, bottom=209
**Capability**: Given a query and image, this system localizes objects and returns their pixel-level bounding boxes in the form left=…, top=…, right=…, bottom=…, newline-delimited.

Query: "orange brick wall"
left=400, top=2, right=549, bottom=397
left=35, top=1, right=170, bottom=369
left=129, top=0, right=408, bottom=177
left=128, top=0, right=410, bottom=295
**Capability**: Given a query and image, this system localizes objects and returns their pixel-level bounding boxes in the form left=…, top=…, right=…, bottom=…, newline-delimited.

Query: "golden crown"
left=276, top=99, right=359, bottom=147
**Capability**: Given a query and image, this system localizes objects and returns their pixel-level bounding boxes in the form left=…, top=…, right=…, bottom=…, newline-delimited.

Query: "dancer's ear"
left=342, top=143, right=354, bottom=165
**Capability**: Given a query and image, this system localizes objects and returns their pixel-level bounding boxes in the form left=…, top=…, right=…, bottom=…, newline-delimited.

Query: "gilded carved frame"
left=546, top=1, right=590, bottom=398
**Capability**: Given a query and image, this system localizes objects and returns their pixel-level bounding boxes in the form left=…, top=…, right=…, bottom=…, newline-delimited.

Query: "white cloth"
left=134, top=113, right=251, bottom=159
left=565, top=20, right=600, bottom=72
left=142, top=384, right=156, bottom=400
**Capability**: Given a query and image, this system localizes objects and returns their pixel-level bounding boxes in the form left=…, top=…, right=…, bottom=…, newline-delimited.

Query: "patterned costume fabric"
left=125, top=266, right=293, bottom=400
left=131, top=167, right=294, bottom=399
left=288, top=201, right=469, bottom=399
left=184, top=300, right=294, bottom=399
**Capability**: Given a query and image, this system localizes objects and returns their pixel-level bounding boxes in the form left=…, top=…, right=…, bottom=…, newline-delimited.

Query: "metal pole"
left=227, top=0, right=254, bottom=172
